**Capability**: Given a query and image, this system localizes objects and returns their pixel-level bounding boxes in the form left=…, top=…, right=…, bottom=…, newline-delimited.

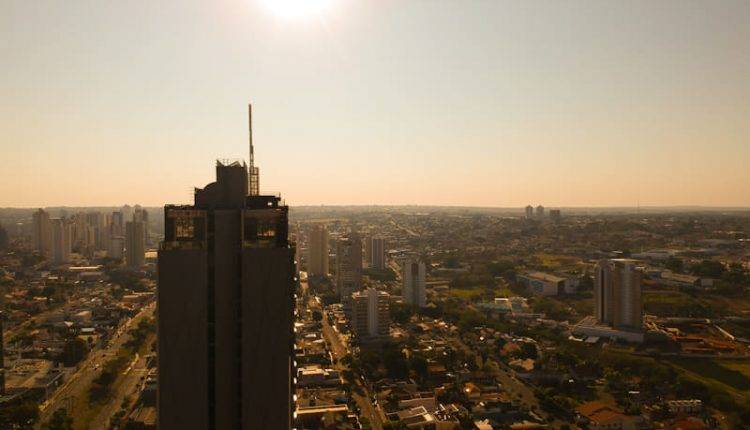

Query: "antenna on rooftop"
left=248, top=103, right=260, bottom=196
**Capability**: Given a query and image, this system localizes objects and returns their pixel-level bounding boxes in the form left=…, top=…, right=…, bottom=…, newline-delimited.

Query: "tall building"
left=351, top=288, right=390, bottom=341
left=335, top=235, right=363, bottom=305
left=402, top=258, right=426, bottom=307
left=524, top=205, right=534, bottom=219
left=51, top=218, right=72, bottom=264
left=157, top=111, right=295, bottom=430
left=109, top=236, right=125, bottom=259
left=125, top=221, right=145, bottom=268
left=535, top=205, right=545, bottom=218
left=32, top=208, right=52, bottom=257
left=594, top=259, right=643, bottom=330
left=307, top=224, right=329, bottom=277
left=133, top=206, right=150, bottom=245
left=366, top=237, right=386, bottom=270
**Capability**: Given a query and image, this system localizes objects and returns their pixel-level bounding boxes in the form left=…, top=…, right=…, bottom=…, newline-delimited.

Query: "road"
left=36, top=302, right=155, bottom=429
left=305, top=282, right=383, bottom=430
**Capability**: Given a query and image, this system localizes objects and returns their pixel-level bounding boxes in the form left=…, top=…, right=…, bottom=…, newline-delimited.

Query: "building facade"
left=157, top=160, right=295, bottom=430
left=335, top=236, right=362, bottom=305
left=402, top=258, right=426, bottom=307
left=32, top=209, right=52, bottom=257
left=307, top=224, right=329, bottom=277
left=125, top=221, right=145, bottom=269
left=351, top=288, right=390, bottom=340
left=51, top=218, right=72, bottom=264
left=594, top=259, right=643, bottom=330
left=366, top=237, right=386, bottom=270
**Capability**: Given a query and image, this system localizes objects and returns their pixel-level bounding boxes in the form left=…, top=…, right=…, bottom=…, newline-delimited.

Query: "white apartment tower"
left=351, top=288, right=390, bottom=340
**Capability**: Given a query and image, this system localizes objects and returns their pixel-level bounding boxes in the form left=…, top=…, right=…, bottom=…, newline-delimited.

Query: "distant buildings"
left=307, top=224, right=329, bottom=277
left=549, top=209, right=561, bottom=222
left=50, top=218, right=72, bottom=264
left=157, top=108, right=295, bottom=429
left=125, top=220, right=145, bottom=269
left=32, top=209, right=52, bottom=257
left=366, top=236, right=386, bottom=270
left=524, top=205, right=534, bottom=219
left=335, top=235, right=363, bottom=305
left=535, top=205, right=545, bottom=218
left=402, top=258, right=426, bottom=307
left=351, top=288, right=390, bottom=341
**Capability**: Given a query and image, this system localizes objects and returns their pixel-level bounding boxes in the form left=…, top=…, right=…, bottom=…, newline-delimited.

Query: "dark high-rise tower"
left=157, top=111, right=295, bottom=429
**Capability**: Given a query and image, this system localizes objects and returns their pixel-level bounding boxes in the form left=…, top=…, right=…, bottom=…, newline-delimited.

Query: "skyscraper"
left=351, top=288, right=390, bottom=341
left=307, top=224, right=329, bottom=277
left=366, top=237, right=386, bottom=270
left=402, top=258, right=426, bottom=307
left=32, top=208, right=52, bottom=257
left=125, top=220, right=145, bottom=268
left=51, top=218, right=72, bottom=264
left=335, top=235, right=363, bottom=306
left=535, top=205, right=545, bottom=219
left=594, top=259, right=643, bottom=330
left=157, top=109, right=295, bottom=430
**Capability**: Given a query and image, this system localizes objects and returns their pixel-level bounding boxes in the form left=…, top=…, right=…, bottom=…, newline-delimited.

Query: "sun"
left=260, top=0, right=334, bottom=20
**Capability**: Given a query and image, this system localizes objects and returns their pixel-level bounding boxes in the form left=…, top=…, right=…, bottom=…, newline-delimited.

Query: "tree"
left=43, top=409, right=73, bottom=430
left=58, top=337, right=89, bottom=367
left=665, top=257, right=684, bottom=273
left=0, top=401, right=39, bottom=429
left=390, top=302, right=414, bottom=325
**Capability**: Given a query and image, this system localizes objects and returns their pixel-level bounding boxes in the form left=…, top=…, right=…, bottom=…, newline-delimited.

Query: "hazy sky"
left=2, top=0, right=749, bottom=208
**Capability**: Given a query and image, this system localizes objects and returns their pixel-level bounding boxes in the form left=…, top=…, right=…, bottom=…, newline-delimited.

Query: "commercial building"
left=335, top=235, right=362, bottom=305
left=307, top=224, right=329, bottom=277
left=125, top=221, right=145, bottom=269
left=549, top=209, right=561, bottom=222
left=366, top=236, right=386, bottom=270
left=518, top=271, right=577, bottom=296
left=351, top=288, right=390, bottom=341
left=535, top=205, right=545, bottom=219
left=402, top=258, right=426, bottom=307
left=524, top=205, right=534, bottom=219
left=157, top=107, right=295, bottom=430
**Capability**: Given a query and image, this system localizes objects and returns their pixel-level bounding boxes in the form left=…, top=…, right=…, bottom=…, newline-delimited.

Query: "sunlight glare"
left=260, top=0, right=334, bottom=20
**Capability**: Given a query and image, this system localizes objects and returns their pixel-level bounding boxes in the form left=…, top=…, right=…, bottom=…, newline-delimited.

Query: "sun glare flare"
left=260, top=0, right=334, bottom=20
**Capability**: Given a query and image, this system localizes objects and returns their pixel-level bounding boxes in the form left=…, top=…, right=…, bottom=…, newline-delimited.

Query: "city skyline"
left=3, top=0, right=750, bottom=208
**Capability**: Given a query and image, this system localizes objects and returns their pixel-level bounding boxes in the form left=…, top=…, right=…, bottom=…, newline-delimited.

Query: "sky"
left=1, top=0, right=749, bottom=208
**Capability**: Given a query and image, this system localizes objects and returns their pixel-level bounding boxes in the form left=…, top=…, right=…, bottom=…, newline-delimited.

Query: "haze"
left=1, top=0, right=749, bottom=208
